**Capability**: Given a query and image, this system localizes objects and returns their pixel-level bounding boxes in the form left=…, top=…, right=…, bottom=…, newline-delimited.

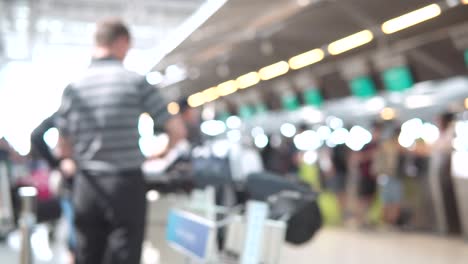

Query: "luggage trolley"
left=165, top=189, right=287, bottom=264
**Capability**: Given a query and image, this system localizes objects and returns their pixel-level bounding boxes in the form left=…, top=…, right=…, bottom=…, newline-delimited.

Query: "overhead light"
left=301, top=107, right=324, bottom=123
left=329, top=128, right=349, bottom=145
left=380, top=107, right=396, bottom=120
left=167, top=102, right=180, bottom=115
left=288, top=48, right=325, bottom=70
left=294, top=130, right=322, bottom=151
left=146, top=190, right=160, bottom=202
left=421, top=122, right=439, bottom=144
left=227, top=129, right=242, bottom=143
left=405, top=95, right=433, bottom=109
left=202, top=87, right=219, bottom=102
left=464, top=98, right=468, bottom=109
left=327, top=116, right=344, bottom=130
left=366, top=96, right=386, bottom=112
left=280, top=123, right=297, bottom=138
left=317, top=126, right=332, bottom=140
left=216, top=80, right=238, bottom=96
left=251, top=127, right=265, bottom=138
left=226, top=116, right=242, bottom=129
left=258, top=61, right=289, bottom=80
left=463, top=0, right=468, bottom=4
left=254, top=134, right=269, bottom=149
left=237, top=72, right=260, bottom=89
left=381, top=4, right=442, bottom=34
left=187, top=92, right=205, bottom=108
left=202, top=105, right=216, bottom=120
left=328, top=30, right=374, bottom=55
left=201, top=120, right=226, bottom=136
left=303, top=151, right=318, bottom=165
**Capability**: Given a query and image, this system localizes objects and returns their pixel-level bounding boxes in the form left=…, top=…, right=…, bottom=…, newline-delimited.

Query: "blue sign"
left=166, top=209, right=214, bottom=260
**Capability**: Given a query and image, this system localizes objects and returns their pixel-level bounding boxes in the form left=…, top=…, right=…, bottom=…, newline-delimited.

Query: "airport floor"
left=1, top=196, right=467, bottom=264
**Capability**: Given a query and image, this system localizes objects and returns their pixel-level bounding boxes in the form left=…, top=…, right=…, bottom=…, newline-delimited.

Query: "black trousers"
left=73, top=169, right=146, bottom=264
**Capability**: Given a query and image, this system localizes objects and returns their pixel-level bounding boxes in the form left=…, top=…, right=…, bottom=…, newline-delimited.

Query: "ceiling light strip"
left=328, top=30, right=374, bottom=55
left=258, top=61, right=290, bottom=80
left=288, top=48, right=325, bottom=70
left=381, top=4, right=442, bottom=34
left=188, top=2, right=452, bottom=105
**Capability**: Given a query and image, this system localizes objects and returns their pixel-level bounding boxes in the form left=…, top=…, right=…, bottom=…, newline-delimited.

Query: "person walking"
left=56, top=18, right=187, bottom=264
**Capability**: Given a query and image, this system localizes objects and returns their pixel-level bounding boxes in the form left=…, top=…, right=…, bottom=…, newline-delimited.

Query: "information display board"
left=350, top=76, right=376, bottom=98
left=166, top=209, right=215, bottom=261
left=382, top=66, right=414, bottom=92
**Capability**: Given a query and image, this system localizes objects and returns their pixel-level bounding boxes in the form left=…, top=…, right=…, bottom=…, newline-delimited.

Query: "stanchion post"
left=18, top=187, right=38, bottom=264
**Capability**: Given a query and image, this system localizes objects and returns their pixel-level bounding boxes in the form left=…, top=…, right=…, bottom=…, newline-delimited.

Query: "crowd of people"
left=260, top=114, right=460, bottom=231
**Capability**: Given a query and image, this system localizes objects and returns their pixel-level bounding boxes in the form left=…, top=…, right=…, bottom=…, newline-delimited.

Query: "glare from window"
left=44, top=128, right=59, bottom=149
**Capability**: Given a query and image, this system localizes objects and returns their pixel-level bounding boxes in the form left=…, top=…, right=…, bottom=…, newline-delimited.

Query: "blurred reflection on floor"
left=281, top=228, right=468, bottom=264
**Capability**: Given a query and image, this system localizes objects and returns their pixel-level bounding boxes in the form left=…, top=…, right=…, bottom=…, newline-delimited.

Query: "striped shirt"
left=56, top=57, right=170, bottom=172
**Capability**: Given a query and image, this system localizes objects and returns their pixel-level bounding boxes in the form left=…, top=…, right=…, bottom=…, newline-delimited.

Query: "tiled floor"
left=280, top=229, right=468, bottom=264
left=1, top=195, right=467, bottom=264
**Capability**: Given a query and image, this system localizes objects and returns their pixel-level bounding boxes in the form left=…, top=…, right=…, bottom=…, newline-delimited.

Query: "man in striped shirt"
left=56, top=19, right=187, bottom=264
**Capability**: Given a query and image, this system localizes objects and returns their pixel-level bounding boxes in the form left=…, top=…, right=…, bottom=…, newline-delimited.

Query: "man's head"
left=178, top=99, right=200, bottom=125
left=94, top=18, right=130, bottom=61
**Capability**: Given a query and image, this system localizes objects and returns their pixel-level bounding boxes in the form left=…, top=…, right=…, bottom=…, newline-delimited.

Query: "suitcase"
left=246, top=172, right=322, bottom=245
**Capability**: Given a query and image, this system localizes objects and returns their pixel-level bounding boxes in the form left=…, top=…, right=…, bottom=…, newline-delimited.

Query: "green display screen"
left=303, top=89, right=323, bottom=107
left=217, top=112, right=230, bottom=122
left=382, top=66, right=414, bottom=92
left=464, top=49, right=468, bottom=66
left=350, top=76, right=376, bottom=98
left=239, top=105, right=255, bottom=119
left=282, top=95, right=300, bottom=111
left=255, top=103, right=268, bottom=114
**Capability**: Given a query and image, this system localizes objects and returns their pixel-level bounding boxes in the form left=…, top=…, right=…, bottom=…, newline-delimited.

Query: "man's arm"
left=164, top=115, right=188, bottom=150
left=31, top=114, right=60, bottom=168
left=55, top=85, right=77, bottom=176
left=57, top=135, right=73, bottom=159
left=57, top=135, right=76, bottom=176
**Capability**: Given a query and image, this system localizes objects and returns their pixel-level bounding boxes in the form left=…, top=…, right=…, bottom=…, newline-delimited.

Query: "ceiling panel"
left=160, top=0, right=468, bottom=108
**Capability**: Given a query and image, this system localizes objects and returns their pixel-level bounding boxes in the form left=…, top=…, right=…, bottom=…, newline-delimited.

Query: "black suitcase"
left=246, top=172, right=322, bottom=245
